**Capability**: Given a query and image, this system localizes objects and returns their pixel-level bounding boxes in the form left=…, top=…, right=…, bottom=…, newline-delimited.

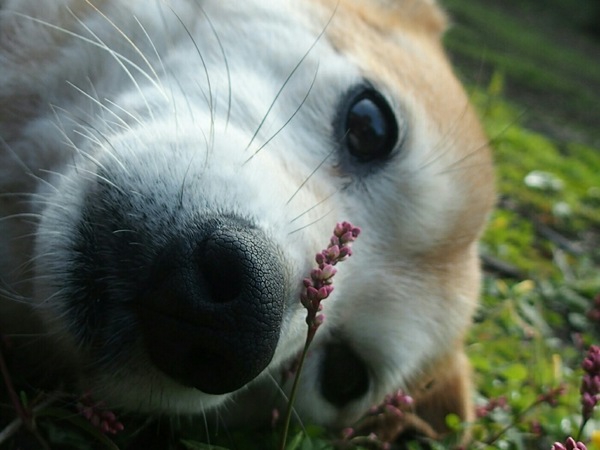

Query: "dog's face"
left=0, top=0, right=494, bottom=433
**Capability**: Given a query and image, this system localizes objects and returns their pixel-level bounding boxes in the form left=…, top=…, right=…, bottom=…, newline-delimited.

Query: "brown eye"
left=344, top=89, right=398, bottom=162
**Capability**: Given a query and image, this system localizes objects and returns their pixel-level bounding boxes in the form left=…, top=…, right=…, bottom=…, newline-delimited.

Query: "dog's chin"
left=85, top=364, right=230, bottom=414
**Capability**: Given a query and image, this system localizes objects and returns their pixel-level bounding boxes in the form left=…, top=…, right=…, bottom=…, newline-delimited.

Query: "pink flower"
left=368, top=389, right=414, bottom=417
left=551, top=437, right=587, bottom=450
left=580, top=345, right=600, bottom=421
left=280, top=223, right=361, bottom=450
left=476, top=396, right=509, bottom=418
left=77, top=392, right=124, bottom=435
left=302, top=222, right=360, bottom=333
left=539, top=384, right=567, bottom=407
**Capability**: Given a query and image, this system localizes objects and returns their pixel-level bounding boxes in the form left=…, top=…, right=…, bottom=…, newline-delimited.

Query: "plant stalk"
left=277, top=331, right=313, bottom=450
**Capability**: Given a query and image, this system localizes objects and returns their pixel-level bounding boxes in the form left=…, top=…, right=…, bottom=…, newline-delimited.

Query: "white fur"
left=0, top=0, right=492, bottom=430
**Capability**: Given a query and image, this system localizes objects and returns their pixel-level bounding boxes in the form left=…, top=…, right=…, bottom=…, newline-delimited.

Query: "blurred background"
left=443, top=0, right=600, bottom=146
left=438, top=1, right=600, bottom=447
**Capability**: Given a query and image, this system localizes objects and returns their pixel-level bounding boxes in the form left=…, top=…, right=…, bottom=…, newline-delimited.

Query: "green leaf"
left=285, top=431, right=305, bottom=450
left=180, top=440, right=230, bottom=450
left=503, top=363, right=529, bottom=383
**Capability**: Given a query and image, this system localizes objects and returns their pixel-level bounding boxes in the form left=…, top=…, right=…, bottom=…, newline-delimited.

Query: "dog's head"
left=2, top=0, right=494, bottom=433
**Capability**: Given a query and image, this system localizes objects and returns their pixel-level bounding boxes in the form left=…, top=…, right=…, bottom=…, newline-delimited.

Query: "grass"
left=1, top=1, right=600, bottom=449
left=442, top=0, right=600, bottom=145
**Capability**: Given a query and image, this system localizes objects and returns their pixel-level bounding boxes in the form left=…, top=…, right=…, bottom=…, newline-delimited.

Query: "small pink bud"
left=564, top=437, right=588, bottom=450
left=384, top=404, right=403, bottom=417
left=318, top=285, right=333, bottom=299
left=582, top=392, right=598, bottom=419
left=476, top=406, right=489, bottom=418
left=333, top=223, right=345, bottom=237
left=315, top=253, right=325, bottom=265
left=81, top=407, right=94, bottom=420
left=271, top=408, right=280, bottom=428
left=338, top=247, right=351, bottom=259
left=306, top=286, right=319, bottom=301
left=341, top=427, right=354, bottom=439
left=320, top=264, right=337, bottom=280
left=552, top=438, right=588, bottom=450
left=340, top=231, right=354, bottom=244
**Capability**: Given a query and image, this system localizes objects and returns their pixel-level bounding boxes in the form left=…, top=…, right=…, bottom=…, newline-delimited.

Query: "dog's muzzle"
left=135, top=217, right=286, bottom=394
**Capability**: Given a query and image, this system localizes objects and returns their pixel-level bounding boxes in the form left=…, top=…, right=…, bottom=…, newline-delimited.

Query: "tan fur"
left=319, top=0, right=494, bottom=437
left=410, top=349, right=474, bottom=436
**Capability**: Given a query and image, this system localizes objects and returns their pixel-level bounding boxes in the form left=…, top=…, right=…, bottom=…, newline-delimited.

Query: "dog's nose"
left=137, top=217, right=286, bottom=394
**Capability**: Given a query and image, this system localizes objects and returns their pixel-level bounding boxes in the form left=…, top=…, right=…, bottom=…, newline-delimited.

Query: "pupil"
left=347, top=98, right=388, bottom=158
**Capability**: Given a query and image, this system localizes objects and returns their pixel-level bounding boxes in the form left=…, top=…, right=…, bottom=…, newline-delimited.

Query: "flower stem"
left=484, top=397, right=545, bottom=445
left=277, top=222, right=360, bottom=450
left=575, top=419, right=587, bottom=442
left=278, top=332, right=313, bottom=450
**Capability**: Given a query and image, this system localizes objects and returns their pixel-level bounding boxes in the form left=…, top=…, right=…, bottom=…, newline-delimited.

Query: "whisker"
left=245, top=64, right=320, bottom=164
left=289, top=190, right=338, bottom=224
left=135, top=15, right=167, bottom=76
left=0, top=212, right=41, bottom=224
left=83, top=0, right=164, bottom=93
left=13, top=12, right=165, bottom=104
left=265, top=371, right=306, bottom=432
left=65, top=80, right=133, bottom=132
left=288, top=210, right=334, bottom=235
left=198, top=5, right=232, bottom=130
left=0, top=279, right=31, bottom=305
left=436, top=109, right=526, bottom=176
left=0, top=135, right=53, bottom=191
left=50, top=104, right=131, bottom=178
left=48, top=106, right=114, bottom=177
left=244, top=4, right=338, bottom=153
left=286, top=149, right=334, bottom=206
left=168, top=7, right=215, bottom=151
left=415, top=99, right=472, bottom=174
left=66, top=9, right=158, bottom=121
left=104, top=99, right=144, bottom=127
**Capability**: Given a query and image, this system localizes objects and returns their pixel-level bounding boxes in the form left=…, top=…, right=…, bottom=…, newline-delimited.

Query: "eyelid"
left=335, top=83, right=405, bottom=172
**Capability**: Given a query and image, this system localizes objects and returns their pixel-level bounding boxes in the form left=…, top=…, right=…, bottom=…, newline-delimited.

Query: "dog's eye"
left=320, top=342, right=369, bottom=407
left=343, top=89, right=398, bottom=162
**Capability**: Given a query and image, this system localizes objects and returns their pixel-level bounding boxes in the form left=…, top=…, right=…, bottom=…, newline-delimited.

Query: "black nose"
left=137, top=217, right=286, bottom=394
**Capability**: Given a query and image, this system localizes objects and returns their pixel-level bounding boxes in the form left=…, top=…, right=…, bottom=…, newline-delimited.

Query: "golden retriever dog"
left=0, top=0, right=494, bottom=442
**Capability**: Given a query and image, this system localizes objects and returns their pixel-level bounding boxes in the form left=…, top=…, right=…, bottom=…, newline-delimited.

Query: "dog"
left=0, top=0, right=495, bottom=441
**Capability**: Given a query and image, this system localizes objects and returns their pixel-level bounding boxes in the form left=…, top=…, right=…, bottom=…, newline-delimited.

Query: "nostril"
left=197, top=229, right=252, bottom=304
left=137, top=217, right=286, bottom=394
